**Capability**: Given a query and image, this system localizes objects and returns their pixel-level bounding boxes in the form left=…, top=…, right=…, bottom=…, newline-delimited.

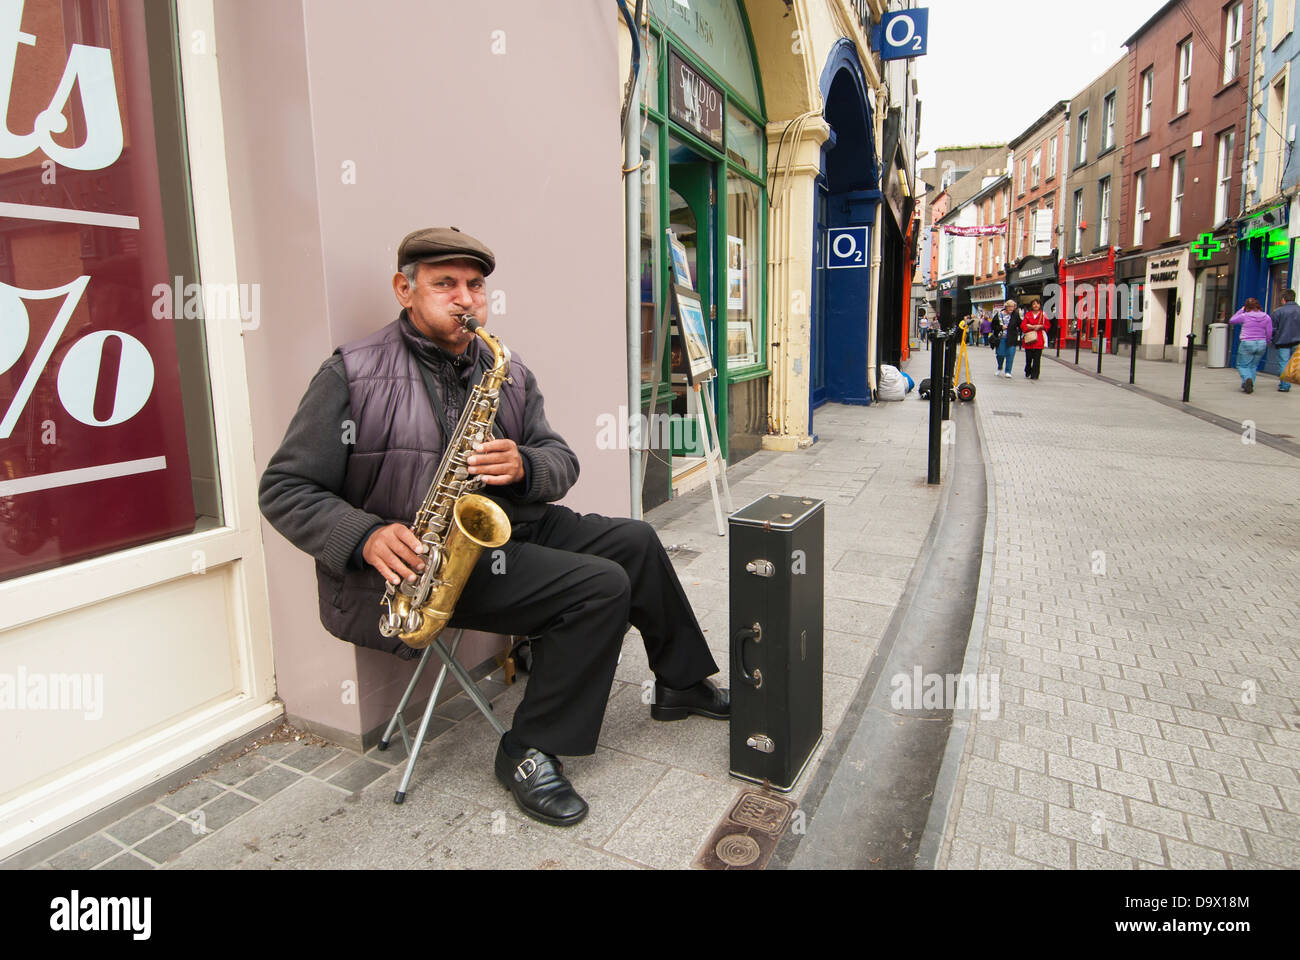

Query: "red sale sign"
left=0, top=0, right=196, bottom=581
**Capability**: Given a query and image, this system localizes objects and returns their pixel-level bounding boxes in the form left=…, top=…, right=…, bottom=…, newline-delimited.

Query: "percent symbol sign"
left=0, top=275, right=155, bottom=439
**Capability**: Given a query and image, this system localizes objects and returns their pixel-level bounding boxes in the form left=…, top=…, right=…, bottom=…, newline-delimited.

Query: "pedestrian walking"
left=1229, top=297, right=1274, bottom=394
left=918, top=310, right=931, bottom=350
left=979, top=313, right=992, bottom=346
left=1269, top=289, right=1300, bottom=393
left=1020, top=298, right=1048, bottom=380
left=992, top=299, right=1021, bottom=379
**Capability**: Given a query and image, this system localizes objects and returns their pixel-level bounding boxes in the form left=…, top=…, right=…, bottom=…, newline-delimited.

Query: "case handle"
left=732, top=622, right=763, bottom=688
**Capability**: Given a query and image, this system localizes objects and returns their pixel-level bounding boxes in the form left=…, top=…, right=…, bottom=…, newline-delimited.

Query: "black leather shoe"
left=494, top=739, right=588, bottom=827
left=651, top=678, right=730, bottom=721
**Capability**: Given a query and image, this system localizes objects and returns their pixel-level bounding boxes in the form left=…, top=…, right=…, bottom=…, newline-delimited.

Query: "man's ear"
left=393, top=271, right=413, bottom=307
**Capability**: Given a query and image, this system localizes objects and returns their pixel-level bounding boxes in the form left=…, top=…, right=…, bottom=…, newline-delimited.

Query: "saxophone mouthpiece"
left=460, top=313, right=481, bottom=333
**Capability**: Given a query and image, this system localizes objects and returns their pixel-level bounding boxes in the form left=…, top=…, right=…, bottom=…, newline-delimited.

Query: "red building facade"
left=1118, top=0, right=1251, bottom=360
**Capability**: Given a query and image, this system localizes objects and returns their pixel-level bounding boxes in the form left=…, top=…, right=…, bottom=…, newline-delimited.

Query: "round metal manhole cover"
left=715, top=833, right=760, bottom=867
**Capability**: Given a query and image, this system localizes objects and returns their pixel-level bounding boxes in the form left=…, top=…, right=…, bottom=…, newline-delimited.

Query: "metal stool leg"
left=393, top=630, right=462, bottom=804
left=378, top=644, right=435, bottom=752
left=432, top=634, right=507, bottom=736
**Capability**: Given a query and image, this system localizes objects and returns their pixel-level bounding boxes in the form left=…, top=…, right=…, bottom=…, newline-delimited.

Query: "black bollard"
left=941, top=330, right=955, bottom=422
left=927, top=330, right=945, bottom=485
left=1182, top=332, right=1195, bottom=402
left=1097, top=331, right=1105, bottom=374
left=1129, top=329, right=1138, bottom=384
left=1074, top=326, right=1081, bottom=365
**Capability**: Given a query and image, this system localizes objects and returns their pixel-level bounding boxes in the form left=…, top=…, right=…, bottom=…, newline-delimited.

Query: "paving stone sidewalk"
left=938, top=359, right=1300, bottom=870
left=1048, top=346, right=1297, bottom=440
left=17, top=368, right=943, bottom=871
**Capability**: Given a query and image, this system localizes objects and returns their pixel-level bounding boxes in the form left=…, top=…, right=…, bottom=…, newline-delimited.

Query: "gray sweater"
left=259, top=334, right=580, bottom=577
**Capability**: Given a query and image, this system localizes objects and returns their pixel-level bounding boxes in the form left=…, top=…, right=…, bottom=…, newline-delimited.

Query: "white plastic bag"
left=877, top=364, right=907, bottom=402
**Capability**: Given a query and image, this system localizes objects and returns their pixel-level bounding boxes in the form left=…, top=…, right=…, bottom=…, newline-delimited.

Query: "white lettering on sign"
left=0, top=0, right=124, bottom=171
left=886, top=15, right=917, bottom=50
left=832, top=233, right=861, bottom=262
left=0, top=277, right=156, bottom=438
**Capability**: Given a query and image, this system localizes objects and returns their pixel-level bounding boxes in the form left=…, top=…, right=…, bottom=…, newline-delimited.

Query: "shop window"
left=725, top=174, right=761, bottom=369
left=726, top=103, right=762, bottom=176
left=639, top=125, right=661, bottom=383
left=642, top=30, right=660, bottom=112
left=0, top=0, right=221, bottom=582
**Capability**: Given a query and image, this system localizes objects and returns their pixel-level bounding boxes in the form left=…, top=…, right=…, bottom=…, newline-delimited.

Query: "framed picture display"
left=727, top=320, right=756, bottom=366
left=668, top=230, right=693, bottom=290
left=671, top=285, right=715, bottom=384
left=726, top=234, right=744, bottom=310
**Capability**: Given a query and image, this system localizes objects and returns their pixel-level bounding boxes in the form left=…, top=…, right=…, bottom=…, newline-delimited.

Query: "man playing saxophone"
left=259, top=227, right=728, bottom=827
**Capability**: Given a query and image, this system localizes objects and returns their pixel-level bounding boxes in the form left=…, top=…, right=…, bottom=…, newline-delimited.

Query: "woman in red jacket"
left=1020, top=298, right=1048, bottom=380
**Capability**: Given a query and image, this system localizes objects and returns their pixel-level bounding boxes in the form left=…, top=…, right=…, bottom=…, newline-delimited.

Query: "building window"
left=1273, top=0, right=1296, bottom=48
left=1016, top=213, right=1025, bottom=259
left=1224, top=2, right=1243, bottom=83
left=1170, top=153, right=1186, bottom=235
left=1019, top=157, right=1027, bottom=194
left=1103, top=93, right=1117, bottom=150
left=1177, top=39, right=1193, bottom=113
left=1048, top=135, right=1058, bottom=178
left=1098, top=177, right=1111, bottom=246
left=1134, top=171, right=1147, bottom=246
left=1263, top=70, right=1289, bottom=197
left=725, top=172, right=762, bottom=367
left=1140, top=68, right=1154, bottom=135
left=1077, top=111, right=1089, bottom=165
left=1031, top=147, right=1041, bottom=187
left=1074, top=189, right=1085, bottom=254
left=1215, top=129, right=1236, bottom=224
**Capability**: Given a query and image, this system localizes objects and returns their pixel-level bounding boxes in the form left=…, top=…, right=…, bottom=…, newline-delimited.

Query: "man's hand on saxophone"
left=362, top=523, right=427, bottom=586
left=466, top=438, right=525, bottom=485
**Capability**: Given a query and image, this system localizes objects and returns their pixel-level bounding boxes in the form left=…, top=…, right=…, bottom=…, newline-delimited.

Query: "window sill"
left=1169, top=109, right=1190, bottom=124
left=1214, top=76, right=1241, bottom=98
left=1134, top=132, right=1150, bottom=145
left=728, top=365, right=771, bottom=384
left=1073, top=161, right=1088, bottom=172
left=1098, top=144, right=1117, bottom=159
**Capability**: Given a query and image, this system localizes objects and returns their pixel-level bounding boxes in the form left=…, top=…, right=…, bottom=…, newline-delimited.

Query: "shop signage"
left=668, top=50, right=723, bottom=149
left=1011, top=256, right=1056, bottom=284
left=938, top=277, right=958, bottom=293
left=970, top=282, right=1006, bottom=303
left=874, top=9, right=930, bottom=61
left=0, top=0, right=195, bottom=580
left=1146, top=250, right=1188, bottom=289
left=827, top=226, right=870, bottom=269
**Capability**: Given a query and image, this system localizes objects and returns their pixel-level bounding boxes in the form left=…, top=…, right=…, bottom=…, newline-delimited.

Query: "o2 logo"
left=876, top=10, right=930, bottom=62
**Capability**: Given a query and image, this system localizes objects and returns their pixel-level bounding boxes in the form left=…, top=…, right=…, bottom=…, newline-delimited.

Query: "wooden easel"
left=690, top=379, right=733, bottom=537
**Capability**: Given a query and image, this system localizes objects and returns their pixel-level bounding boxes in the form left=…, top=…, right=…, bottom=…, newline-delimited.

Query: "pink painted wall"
left=216, top=0, right=627, bottom=743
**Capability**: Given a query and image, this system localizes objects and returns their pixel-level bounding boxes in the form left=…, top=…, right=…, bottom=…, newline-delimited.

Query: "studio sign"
left=669, top=50, right=723, bottom=148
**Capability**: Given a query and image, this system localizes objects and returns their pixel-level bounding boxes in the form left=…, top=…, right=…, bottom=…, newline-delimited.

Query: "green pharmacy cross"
left=1192, top=233, right=1223, bottom=261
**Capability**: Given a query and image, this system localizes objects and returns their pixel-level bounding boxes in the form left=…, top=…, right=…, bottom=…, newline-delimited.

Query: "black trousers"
left=1024, top=348, right=1043, bottom=379
left=447, top=504, right=718, bottom=756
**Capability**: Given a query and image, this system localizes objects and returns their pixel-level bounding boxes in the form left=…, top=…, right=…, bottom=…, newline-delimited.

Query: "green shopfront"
left=638, top=0, right=767, bottom=510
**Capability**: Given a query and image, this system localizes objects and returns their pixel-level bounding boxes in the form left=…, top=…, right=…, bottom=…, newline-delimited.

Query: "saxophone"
left=378, top=314, right=513, bottom=649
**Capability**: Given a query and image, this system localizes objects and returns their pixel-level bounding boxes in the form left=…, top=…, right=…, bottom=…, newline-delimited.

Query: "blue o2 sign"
left=875, top=9, right=929, bottom=61
left=827, top=227, right=870, bottom=269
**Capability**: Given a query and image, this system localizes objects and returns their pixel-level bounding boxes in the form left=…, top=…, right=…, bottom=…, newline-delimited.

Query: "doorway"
left=667, top=137, right=718, bottom=481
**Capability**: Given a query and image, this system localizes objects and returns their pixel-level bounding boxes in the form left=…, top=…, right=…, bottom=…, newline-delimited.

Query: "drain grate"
left=694, top=791, right=796, bottom=870
left=992, top=410, right=1024, bottom=417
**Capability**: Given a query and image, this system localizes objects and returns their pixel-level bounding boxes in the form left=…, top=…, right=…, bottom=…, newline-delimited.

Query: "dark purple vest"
left=315, top=317, right=528, bottom=658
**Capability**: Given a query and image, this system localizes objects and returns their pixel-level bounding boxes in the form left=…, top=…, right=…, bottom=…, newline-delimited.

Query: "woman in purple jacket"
left=1229, top=298, right=1274, bottom=393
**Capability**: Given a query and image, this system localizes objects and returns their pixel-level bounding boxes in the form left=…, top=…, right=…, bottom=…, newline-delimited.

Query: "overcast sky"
left=914, top=0, right=1171, bottom=160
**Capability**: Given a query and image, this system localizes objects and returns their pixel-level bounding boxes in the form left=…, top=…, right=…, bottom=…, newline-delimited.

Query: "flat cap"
left=397, top=226, right=495, bottom=275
